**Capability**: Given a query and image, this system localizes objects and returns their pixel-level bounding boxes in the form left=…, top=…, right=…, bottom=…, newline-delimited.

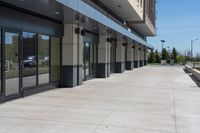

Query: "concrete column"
left=96, top=27, right=111, bottom=78
left=139, top=47, right=144, bottom=67
left=134, top=44, right=140, bottom=68
left=144, top=49, right=148, bottom=66
left=125, top=41, right=134, bottom=70
left=61, top=23, right=84, bottom=87
left=115, top=35, right=125, bottom=73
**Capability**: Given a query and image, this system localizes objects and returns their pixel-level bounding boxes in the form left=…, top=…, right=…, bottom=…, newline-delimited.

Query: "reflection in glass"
left=51, top=37, right=60, bottom=82
left=38, top=35, right=49, bottom=84
left=22, top=32, right=37, bottom=87
left=5, top=32, right=19, bottom=96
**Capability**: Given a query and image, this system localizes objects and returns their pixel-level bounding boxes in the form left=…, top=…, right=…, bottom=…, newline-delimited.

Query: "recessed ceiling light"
left=118, top=5, right=121, bottom=8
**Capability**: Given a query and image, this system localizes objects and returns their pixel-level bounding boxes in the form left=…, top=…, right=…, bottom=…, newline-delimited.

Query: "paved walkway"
left=0, top=66, right=200, bottom=133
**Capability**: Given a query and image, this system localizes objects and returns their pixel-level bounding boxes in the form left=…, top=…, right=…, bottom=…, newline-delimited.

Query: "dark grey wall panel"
left=134, top=61, right=139, bottom=68
left=144, top=60, right=147, bottom=66
left=125, top=61, right=133, bottom=70
left=61, top=65, right=77, bottom=87
left=96, top=63, right=110, bottom=78
left=61, top=65, right=83, bottom=87
left=115, top=62, right=125, bottom=73
left=140, top=60, right=144, bottom=67
left=107, top=63, right=111, bottom=77
left=0, top=94, right=3, bottom=103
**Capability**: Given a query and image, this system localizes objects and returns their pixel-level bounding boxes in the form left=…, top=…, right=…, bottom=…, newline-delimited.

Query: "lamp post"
left=191, top=38, right=199, bottom=66
left=161, top=40, right=165, bottom=50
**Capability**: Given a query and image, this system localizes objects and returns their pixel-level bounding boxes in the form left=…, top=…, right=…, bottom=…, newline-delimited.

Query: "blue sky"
left=147, top=0, right=200, bottom=55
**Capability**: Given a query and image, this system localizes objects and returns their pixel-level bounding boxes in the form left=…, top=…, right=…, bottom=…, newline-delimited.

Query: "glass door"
left=83, top=42, right=97, bottom=80
left=22, top=32, right=37, bottom=88
left=4, top=30, right=20, bottom=96
left=84, top=43, right=90, bottom=79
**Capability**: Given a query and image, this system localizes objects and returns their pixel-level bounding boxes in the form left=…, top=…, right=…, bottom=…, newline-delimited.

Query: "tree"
left=184, top=50, right=191, bottom=61
left=171, top=47, right=178, bottom=63
left=148, top=50, right=155, bottom=63
left=155, top=49, right=161, bottom=63
left=176, top=52, right=186, bottom=65
left=161, top=48, right=169, bottom=60
left=195, top=53, right=200, bottom=61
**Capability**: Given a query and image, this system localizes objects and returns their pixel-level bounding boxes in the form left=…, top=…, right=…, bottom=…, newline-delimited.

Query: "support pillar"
left=140, top=47, right=144, bottom=67
left=115, top=35, right=125, bottom=73
left=61, top=23, right=84, bottom=87
left=96, top=27, right=111, bottom=78
left=144, top=49, right=148, bottom=66
left=134, top=44, right=140, bottom=68
left=125, top=41, right=134, bottom=70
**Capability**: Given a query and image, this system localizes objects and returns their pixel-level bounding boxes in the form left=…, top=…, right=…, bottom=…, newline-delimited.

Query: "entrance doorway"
left=1, top=27, right=61, bottom=101
left=3, top=30, right=39, bottom=98
left=83, top=42, right=97, bottom=80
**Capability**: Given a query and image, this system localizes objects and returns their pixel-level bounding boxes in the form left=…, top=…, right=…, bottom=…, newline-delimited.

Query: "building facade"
left=0, top=0, right=156, bottom=102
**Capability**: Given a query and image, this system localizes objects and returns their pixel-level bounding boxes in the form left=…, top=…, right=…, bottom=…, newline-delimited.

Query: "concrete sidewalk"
left=0, top=66, right=200, bottom=133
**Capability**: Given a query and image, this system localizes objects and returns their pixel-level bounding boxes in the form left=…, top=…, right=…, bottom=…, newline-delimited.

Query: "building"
left=0, top=0, right=156, bottom=102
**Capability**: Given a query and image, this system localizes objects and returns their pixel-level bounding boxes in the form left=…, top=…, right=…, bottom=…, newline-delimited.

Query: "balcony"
left=98, top=0, right=144, bottom=21
left=128, top=16, right=156, bottom=36
left=97, top=0, right=156, bottom=36
left=128, top=0, right=156, bottom=36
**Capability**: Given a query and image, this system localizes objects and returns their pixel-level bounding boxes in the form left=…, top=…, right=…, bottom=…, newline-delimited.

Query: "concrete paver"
left=0, top=66, right=199, bottom=133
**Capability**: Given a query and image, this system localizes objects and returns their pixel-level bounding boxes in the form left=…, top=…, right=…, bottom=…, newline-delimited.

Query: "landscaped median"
left=185, top=65, right=200, bottom=81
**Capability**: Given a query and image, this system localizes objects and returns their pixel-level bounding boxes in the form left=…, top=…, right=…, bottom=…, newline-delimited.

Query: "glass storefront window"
left=5, top=32, right=19, bottom=96
left=2, top=28, right=61, bottom=96
left=50, top=37, right=60, bottom=82
left=38, top=35, right=49, bottom=84
left=22, top=32, right=37, bottom=87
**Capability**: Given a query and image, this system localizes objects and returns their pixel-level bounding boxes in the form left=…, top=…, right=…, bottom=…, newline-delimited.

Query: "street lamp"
left=191, top=38, right=199, bottom=65
left=161, top=40, right=165, bottom=50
